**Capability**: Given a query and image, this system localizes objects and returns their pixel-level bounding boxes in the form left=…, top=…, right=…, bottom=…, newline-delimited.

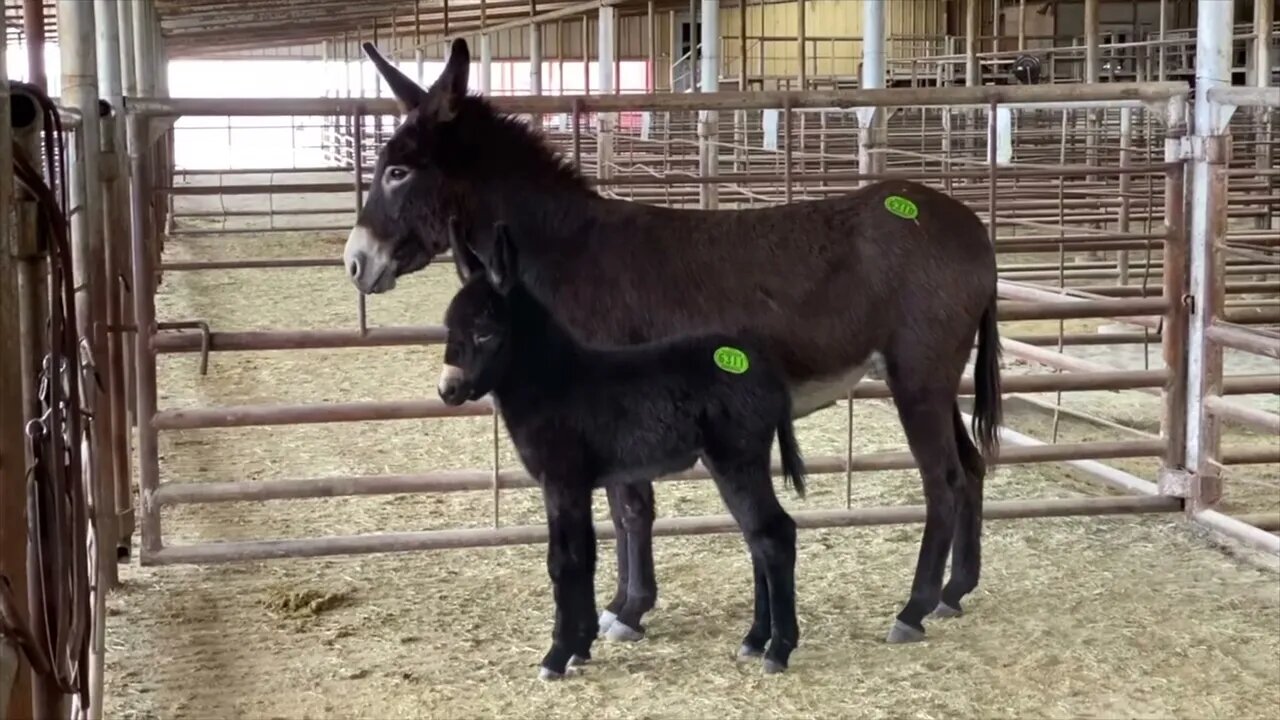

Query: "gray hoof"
left=604, top=620, right=644, bottom=642
left=538, top=666, right=564, bottom=681
left=598, top=610, right=617, bottom=636
left=568, top=654, right=589, bottom=667
left=933, top=602, right=962, bottom=618
left=885, top=620, right=926, bottom=644
left=736, top=644, right=765, bottom=661
left=762, top=659, right=787, bottom=675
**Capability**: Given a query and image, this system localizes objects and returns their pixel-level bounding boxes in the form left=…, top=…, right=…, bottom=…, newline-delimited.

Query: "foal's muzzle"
left=437, top=363, right=468, bottom=406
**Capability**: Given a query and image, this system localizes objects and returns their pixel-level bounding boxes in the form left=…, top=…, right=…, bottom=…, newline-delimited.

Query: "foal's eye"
left=475, top=332, right=495, bottom=345
left=386, top=166, right=409, bottom=182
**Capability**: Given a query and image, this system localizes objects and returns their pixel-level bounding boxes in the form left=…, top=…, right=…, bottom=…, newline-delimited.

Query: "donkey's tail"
left=776, top=407, right=808, bottom=499
left=971, top=292, right=1004, bottom=464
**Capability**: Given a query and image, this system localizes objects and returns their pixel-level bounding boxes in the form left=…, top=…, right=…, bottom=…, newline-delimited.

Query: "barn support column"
left=699, top=0, right=719, bottom=209
left=1252, top=0, right=1274, bottom=230
left=479, top=33, right=492, bottom=94
left=734, top=0, right=746, bottom=173
left=598, top=3, right=617, bottom=182
left=94, top=0, right=127, bottom=590
left=97, top=0, right=136, bottom=570
left=530, top=2, right=543, bottom=129
left=0, top=23, right=29, bottom=720
left=964, top=0, right=979, bottom=160
left=1178, top=0, right=1235, bottom=511
left=857, top=0, right=886, bottom=183
left=130, top=0, right=163, bottom=561
left=59, top=0, right=114, bottom=625
left=1083, top=0, right=1102, bottom=259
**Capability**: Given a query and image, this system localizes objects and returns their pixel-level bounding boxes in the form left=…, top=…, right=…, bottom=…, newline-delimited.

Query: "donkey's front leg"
left=540, top=482, right=599, bottom=680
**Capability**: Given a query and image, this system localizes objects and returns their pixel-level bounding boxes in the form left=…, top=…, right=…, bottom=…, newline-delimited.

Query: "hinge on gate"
left=1177, top=136, right=1195, bottom=160
left=1159, top=467, right=1222, bottom=512
left=1178, top=135, right=1232, bottom=163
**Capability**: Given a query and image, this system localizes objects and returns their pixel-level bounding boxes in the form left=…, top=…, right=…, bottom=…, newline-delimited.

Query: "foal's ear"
left=422, top=38, right=471, bottom=123
left=446, top=216, right=484, bottom=283
left=363, top=42, right=429, bottom=115
left=485, top=223, right=518, bottom=296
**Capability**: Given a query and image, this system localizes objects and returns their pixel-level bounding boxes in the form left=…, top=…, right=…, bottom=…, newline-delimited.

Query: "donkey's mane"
left=456, top=95, right=591, bottom=193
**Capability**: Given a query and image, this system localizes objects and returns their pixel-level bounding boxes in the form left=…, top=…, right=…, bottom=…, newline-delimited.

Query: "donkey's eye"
left=475, top=332, right=495, bottom=345
left=386, top=166, right=410, bottom=182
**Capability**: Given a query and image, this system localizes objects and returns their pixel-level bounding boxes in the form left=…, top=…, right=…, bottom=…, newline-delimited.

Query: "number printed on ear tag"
left=713, top=346, right=750, bottom=374
left=884, top=195, right=919, bottom=220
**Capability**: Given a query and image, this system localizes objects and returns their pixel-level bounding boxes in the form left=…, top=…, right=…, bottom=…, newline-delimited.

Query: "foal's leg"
left=602, top=481, right=657, bottom=642
left=708, top=455, right=799, bottom=674
left=884, top=378, right=966, bottom=644
left=540, top=482, right=599, bottom=679
left=936, top=404, right=987, bottom=618
left=600, top=485, right=631, bottom=635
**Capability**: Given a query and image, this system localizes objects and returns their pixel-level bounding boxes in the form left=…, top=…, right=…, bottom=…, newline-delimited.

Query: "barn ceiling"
left=5, top=0, right=736, bottom=56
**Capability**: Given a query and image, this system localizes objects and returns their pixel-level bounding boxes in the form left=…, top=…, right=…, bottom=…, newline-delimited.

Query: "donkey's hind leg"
left=884, top=369, right=966, bottom=644
left=601, top=481, right=658, bottom=642
left=936, top=404, right=986, bottom=618
left=707, top=453, right=799, bottom=674
left=600, top=485, right=630, bottom=635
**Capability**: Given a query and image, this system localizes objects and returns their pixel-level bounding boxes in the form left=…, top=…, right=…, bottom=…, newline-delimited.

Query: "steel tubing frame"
left=121, top=77, right=1279, bottom=563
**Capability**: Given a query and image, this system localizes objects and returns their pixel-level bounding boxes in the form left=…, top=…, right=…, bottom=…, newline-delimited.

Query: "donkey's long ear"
left=446, top=216, right=484, bottom=282
left=422, top=38, right=471, bottom=122
left=485, top=223, right=518, bottom=296
left=362, top=42, right=428, bottom=114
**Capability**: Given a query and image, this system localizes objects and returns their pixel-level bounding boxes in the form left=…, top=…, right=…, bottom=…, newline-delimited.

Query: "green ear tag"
left=714, top=346, right=750, bottom=374
left=884, top=195, right=919, bottom=220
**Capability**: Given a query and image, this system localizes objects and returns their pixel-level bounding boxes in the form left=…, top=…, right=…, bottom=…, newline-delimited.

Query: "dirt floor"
left=103, top=202, right=1280, bottom=718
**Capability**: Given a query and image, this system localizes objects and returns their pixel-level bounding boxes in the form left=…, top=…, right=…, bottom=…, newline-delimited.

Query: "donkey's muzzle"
left=437, top=363, right=467, bottom=406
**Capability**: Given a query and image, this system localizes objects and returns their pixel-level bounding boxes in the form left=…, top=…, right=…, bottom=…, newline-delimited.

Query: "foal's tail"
left=776, top=408, right=808, bottom=499
left=971, top=292, right=1004, bottom=464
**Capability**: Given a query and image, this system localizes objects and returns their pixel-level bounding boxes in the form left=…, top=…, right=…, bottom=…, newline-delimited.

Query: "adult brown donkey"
left=344, top=39, right=1003, bottom=650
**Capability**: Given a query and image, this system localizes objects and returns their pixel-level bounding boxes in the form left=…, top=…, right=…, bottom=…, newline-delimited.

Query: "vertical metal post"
left=1253, top=0, right=1274, bottom=230
left=1157, top=0, right=1166, bottom=82
left=858, top=0, right=886, bottom=183
left=1116, top=106, right=1133, bottom=283
left=650, top=0, right=659, bottom=92
left=598, top=4, right=617, bottom=181
left=1160, top=98, right=1188, bottom=484
left=0, top=28, right=30, bottom=720
left=130, top=0, right=162, bottom=561
left=480, top=33, right=493, bottom=94
left=59, top=0, right=112, bottom=601
left=1018, top=0, right=1027, bottom=51
left=699, top=0, right=719, bottom=209
left=479, top=0, right=492, bottom=95
left=10, top=88, right=48, bottom=720
left=965, top=0, right=978, bottom=87
left=94, top=0, right=126, bottom=593
left=1181, top=0, right=1234, bottom=510
left=115, top=0, right=140, bottom=547
left=414, top=0, right=425, bottom=83
left=797, top=0, right=806, bottom=90
left=23, top=0, right=47, bottom=90
left=530, top=2, right=543, bottom=128
left=689, top=0, right=698, bottom=89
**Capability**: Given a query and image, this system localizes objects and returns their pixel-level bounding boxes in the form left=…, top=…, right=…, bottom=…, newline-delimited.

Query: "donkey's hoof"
left=604, top=620, right=644, bottom=642
left=885, top=620, right=926, bottom=644
left=568, top=654, right=590, bottom=667
left=538, top=666, right=564, bottom=681
left=762, top=658, right=788, bottom=675
left=736, top=644, right=765, bottom=661
left=598, top=610, right=617, bottom=636
left=933, top=601, right=963, bottom=619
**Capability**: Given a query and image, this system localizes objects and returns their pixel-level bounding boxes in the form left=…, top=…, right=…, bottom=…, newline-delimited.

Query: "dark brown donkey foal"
left=438, top=222, right=807, bottom=678
left=344, top=38, right=1003, bottom=647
